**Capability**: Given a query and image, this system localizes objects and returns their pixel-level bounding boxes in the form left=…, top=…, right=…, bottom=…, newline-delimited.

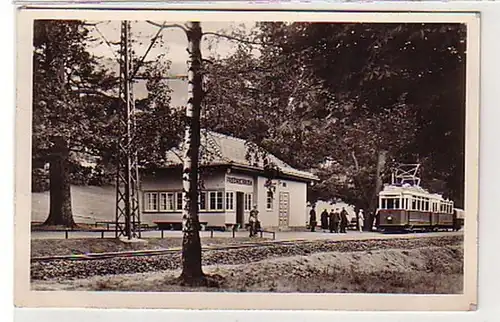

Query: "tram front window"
left=382, top=198, right=399, bottom=209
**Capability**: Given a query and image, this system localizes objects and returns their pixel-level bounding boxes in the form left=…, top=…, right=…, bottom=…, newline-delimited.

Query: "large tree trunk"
left=43, top=136, right=75, bottom=227
left=179, top=22, right=205, bottom=285
left=364, top=150, right=387, bottom=231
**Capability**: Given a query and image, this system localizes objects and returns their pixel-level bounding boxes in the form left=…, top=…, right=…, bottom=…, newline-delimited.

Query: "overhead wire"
left=93, top=23, right=120, bottom=61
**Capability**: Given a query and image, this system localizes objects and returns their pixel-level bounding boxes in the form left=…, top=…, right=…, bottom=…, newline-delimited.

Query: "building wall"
left=139, top=167, right=310, bottom=230
left=224, top=171, right=255, bottom=225
left=286, top=180, right=308, bottom=227
left=140, top=168, right=227, bottom=226
left=255, top=177, right=308, bottom=229
left=256, top=176, right=277, bottom=227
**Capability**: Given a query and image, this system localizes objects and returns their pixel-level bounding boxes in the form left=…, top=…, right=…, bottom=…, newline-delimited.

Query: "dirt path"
left=32, top=244, right=463, bottom=294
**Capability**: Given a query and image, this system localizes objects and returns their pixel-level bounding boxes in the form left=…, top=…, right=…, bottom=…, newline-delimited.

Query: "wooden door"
left=278, top=192, right=289, bottom=228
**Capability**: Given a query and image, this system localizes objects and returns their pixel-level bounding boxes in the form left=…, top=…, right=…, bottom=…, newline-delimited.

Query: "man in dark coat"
left=320, top=209, right=329, bottom=230
left=328, top=209, right=336, bottom=233
left=332, top=209, right=341, bottom=233
left=340, top=207, right=349, bottom=233
left=309, top=206, right=317, bottom=232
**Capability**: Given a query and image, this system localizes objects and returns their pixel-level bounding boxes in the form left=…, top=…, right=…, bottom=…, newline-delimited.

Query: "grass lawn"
left=31, top=185, right=116, bottom=224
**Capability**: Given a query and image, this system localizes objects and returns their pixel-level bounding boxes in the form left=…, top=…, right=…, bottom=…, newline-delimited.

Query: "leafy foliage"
left=203, top=21, right=467, bottom=215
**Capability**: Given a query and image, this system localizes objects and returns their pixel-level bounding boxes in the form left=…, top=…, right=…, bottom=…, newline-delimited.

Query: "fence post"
left=232, top=228, right=235, bottom=238
left=65, top=230, right=68, bottom=239
left=101, top=231, right=104, bottom=239
left=161, top=229, right=164, bottom=239
left=210, top=229, right=213, bottom=238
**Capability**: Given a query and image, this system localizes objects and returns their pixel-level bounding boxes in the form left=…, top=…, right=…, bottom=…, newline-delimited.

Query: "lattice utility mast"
left=391, top=163, right=422, bottom=187
left=115, top=20, right=141, bottom=239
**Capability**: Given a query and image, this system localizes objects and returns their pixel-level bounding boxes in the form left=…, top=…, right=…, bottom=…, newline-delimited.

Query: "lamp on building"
left=227, top=168, right=231, bottom=174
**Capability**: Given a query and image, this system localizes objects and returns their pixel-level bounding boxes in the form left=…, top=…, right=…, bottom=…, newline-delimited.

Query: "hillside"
left=31, top=185, right=117, bottom=224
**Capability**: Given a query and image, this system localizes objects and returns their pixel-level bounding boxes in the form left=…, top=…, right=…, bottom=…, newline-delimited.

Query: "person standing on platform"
left=333, top=209, right=341, bottom=233
left=320, top=209, right=329, bottom=231
left=309, top=205, right=317, bottom=232
left=328, top=209, right=335, bottom=233
left=340, top=207, right=349, bottom=233
left=358, top=209, right=365, bottom=232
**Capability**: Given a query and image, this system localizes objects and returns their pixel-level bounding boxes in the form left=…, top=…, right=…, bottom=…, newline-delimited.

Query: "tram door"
left=279, top=192, right=290, bottom=228
left=236, top=192, right=244, bottom=227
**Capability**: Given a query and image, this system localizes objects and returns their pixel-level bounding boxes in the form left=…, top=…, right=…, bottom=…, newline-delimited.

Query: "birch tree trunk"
left=179, top=21, right=205, bottom=284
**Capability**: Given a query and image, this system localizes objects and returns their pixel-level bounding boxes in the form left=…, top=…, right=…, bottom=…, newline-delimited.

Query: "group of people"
left=309, top=206, right=364, bottom=233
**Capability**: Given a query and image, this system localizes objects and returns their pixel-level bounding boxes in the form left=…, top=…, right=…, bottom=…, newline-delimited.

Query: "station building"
left=139, top=130, right=319, bottom=231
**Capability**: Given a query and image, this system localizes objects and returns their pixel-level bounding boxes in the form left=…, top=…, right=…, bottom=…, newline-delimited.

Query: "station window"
left=266, top=191, right=273, bottom=210
left=244, top=193, right=253, bottom=211
left=226, top=192, right=234, bottom=211
left=198, top=192, right=207, bottom=210
left=209, top=191, right=224, bottom=210
left=144, top=192, right=158, bottom=211
left=176, top=192, right=182, bottom=210
left=159, top=192, right=175, bottom=211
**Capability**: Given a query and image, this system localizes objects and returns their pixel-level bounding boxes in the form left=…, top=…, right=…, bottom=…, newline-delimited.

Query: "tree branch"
left=202, top=31, right=273, bottom=47
left=351, top=151, right=360, bottom=172
left=132, top=21, right=167, bottom=79
left=145, top=20, right=188, bottom=33
left=76, top=88, right=119, bottom=100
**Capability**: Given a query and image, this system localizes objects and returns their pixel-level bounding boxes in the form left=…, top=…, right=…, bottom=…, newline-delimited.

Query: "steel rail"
left=30, top=233, right=461, bottom=263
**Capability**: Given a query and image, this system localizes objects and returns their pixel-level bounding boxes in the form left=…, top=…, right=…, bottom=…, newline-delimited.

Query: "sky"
left=87, top=21, right=258, bottom=107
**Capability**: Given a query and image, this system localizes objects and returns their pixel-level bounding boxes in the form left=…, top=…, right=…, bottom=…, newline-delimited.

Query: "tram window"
left=386, top=199, right=394, bottom=209
left=394, top=199, right=400, bottom=209
left=381, top=199, right=386, bottom=209
left=412, top=199, right=416, bottom=210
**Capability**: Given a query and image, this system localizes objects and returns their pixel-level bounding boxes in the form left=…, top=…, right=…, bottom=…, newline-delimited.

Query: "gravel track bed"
left=31, top=237, right=268, bottom=257
left=31, top=235, right=462, bottom=281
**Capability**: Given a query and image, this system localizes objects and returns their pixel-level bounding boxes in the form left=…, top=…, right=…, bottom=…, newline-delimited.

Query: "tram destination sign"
left=227, top=176, right=253, bottom=186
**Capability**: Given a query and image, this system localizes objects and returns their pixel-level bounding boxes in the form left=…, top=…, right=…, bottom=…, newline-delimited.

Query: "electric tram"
left=376, top=164, right=463, bottom=232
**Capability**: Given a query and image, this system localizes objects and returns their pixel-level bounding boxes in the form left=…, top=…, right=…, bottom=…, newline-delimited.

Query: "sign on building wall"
left=226, top=176, right=253, bottom=186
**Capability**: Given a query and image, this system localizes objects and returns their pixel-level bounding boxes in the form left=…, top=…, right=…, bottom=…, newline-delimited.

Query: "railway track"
left=30, top=239, right=311, bottom=262
left=31, top=233, right=461, bottom=263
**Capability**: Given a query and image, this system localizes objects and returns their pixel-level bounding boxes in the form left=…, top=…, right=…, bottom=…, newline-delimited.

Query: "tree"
left=33, top=20, right=185, bottom=228
left=202, top=22, right=466, bottom=231
left=179, top=21, right=206, bottom=285
left=261, top=22, right=467, bottom=209
left=33, top=20, right=117, bottom=227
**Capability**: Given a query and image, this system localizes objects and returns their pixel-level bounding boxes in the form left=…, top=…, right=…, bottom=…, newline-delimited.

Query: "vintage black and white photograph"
left=15, top=8, right=479, bottom=310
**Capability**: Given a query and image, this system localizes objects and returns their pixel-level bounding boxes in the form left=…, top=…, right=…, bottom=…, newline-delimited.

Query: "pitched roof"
left=164, top=130, right=319, bottom=181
